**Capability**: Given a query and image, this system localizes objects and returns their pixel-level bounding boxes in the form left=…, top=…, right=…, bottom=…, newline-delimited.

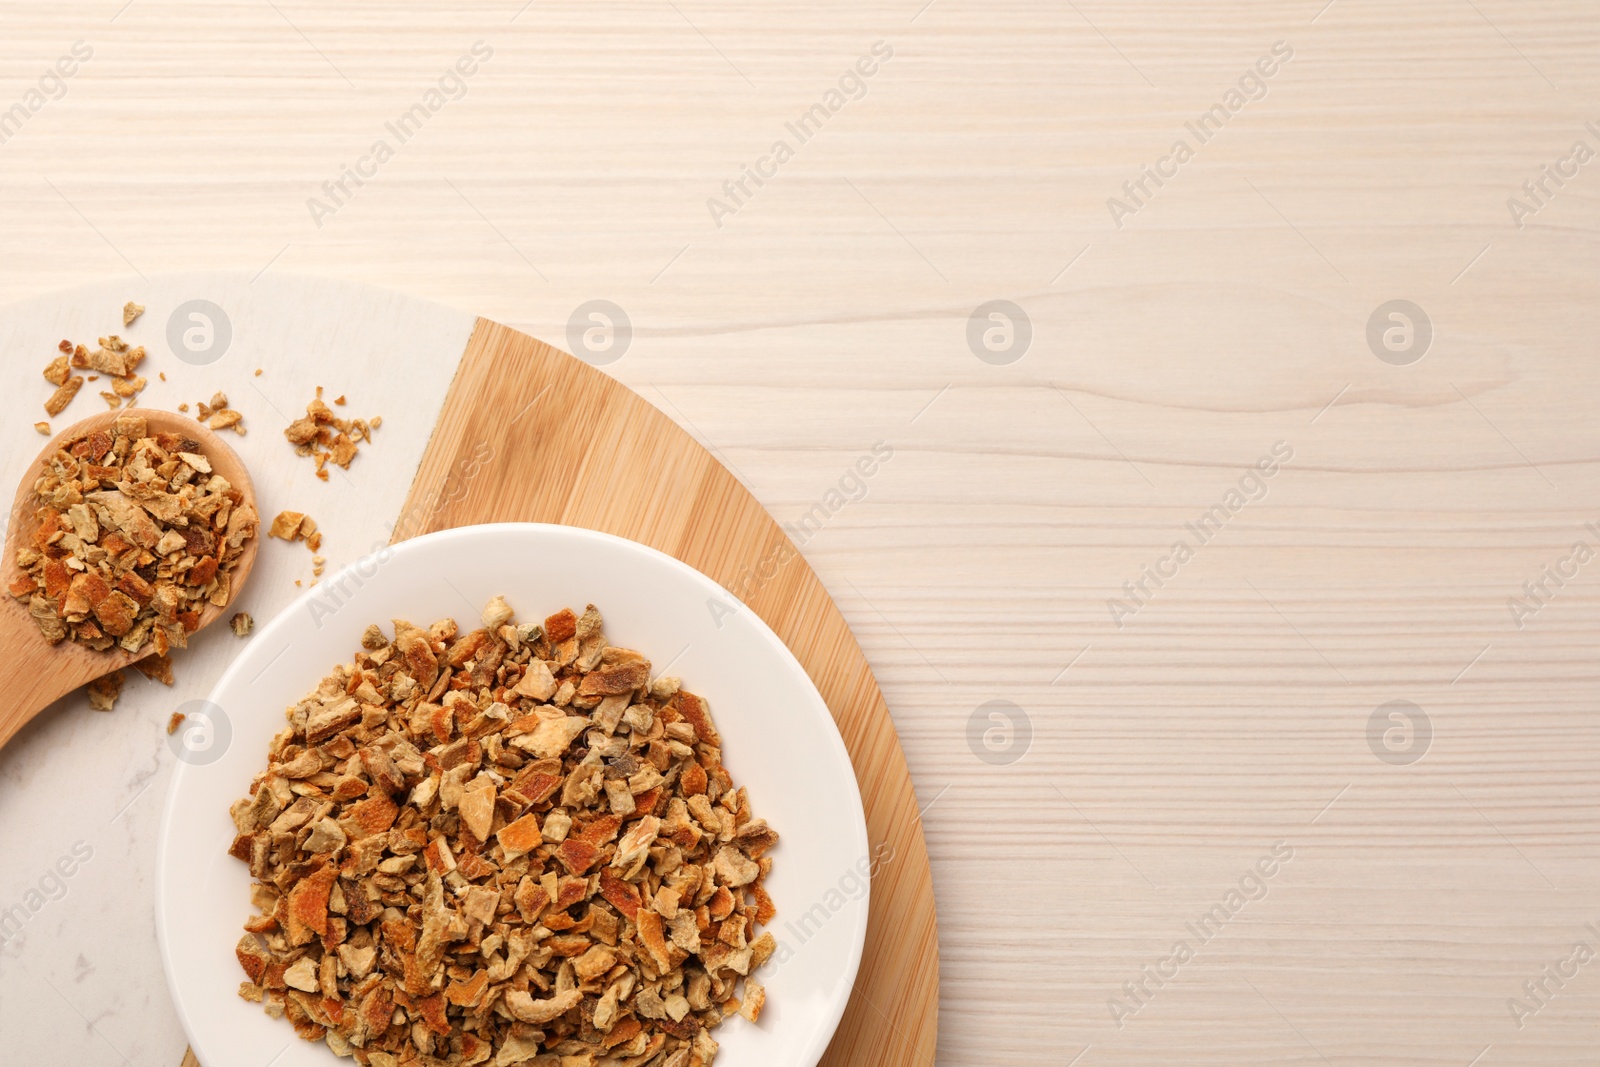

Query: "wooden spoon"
left=0, top=408, right=258, bottom=748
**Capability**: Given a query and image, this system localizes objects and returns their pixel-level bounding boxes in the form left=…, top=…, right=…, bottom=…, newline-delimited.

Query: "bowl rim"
left=155, top=520, right=871, bottom=1067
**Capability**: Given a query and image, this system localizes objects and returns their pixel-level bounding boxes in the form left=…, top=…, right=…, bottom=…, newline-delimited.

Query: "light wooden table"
left=2, top=2, right=1599, bottom=1064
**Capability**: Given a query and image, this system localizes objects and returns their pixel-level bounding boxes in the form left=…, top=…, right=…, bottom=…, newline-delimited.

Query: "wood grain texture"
left=395, top=319, right=938, bottom=1067
left=0, top=407, right=257, bottom=747
left=6, top=2, right=1600, bottom=1064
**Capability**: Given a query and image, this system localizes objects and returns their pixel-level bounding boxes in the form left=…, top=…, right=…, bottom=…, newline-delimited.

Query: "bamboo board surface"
left=400, top=319, right=940, bottom=1065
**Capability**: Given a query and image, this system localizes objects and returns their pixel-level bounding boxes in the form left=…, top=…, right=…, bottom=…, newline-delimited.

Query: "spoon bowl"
left=0, top=407, right=258, bottom=746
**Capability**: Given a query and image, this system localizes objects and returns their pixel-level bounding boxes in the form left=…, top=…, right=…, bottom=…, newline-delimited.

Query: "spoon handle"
left=0, top=593, right=90, bottom=748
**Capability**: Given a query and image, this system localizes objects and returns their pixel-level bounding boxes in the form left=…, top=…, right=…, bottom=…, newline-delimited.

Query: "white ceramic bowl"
left=156, top=523, right=869, bottom=1067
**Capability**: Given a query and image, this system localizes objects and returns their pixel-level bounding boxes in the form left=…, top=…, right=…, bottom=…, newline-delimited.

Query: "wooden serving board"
left=181, top=319, right=939, bottom=1067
